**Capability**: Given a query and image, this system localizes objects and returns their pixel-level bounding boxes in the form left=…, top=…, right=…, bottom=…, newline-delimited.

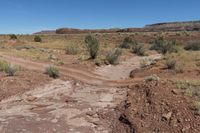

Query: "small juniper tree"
left=34, top=35, right=42, bottom=42
left=9, top=34, right=17, bottom=40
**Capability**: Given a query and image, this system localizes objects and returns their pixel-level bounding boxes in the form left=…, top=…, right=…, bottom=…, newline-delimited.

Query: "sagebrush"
left=106, top=48, right=122, bottom=65
left=85, top=35, right=99, bottom=59
left=44, top=66, right=59, bottom=78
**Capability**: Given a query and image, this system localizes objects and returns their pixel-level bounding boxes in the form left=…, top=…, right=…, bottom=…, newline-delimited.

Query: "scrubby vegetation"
left=119, top=37, right=137, bottom=49
left=193, top=101, right=200, bottom=115
left=150, top=37, right=179, bottom=54
left=140, top=58, right=149, bottom=68
left=163, top=55, right=183, bottom=73
left=9, top=34, right=17, bottom=40
left=65, top=45, right=78, bottom=55
left=184, top=41, right=200, bottom=51
left=145, top=74, right=160, bottom=82
left=34, top=35, right=42, bottom=42
left=0, top=61, right=17, bottom=76
left=44, top=66, right=59, bottom=78
left=131, top=44, right=146, bottom=56
left=174, top=64, right=184, bottom=73
left=85, top=35, right=99, bottom=59
left=106, top=48, right=122, bottom=65
left=174, top=80, right=200, bottom=114
left=165, top=58, right=176, bottom=69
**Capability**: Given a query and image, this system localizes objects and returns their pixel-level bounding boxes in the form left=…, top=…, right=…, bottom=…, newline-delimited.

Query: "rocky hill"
left=34, top=30, right=56, bottom=35
left=144, top=20, right=200, bottom=31
left=34, top=20, right=200, bottom=34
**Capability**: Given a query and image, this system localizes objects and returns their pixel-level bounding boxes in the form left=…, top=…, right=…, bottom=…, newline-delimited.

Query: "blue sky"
left=0, top=0, right=200, bottom=34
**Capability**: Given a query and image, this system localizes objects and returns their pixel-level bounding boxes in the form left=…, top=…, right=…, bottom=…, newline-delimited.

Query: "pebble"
left=172, top=89, right=178, bottom=95
left=26, top=95, right=37, bottom=102
left=162, top=112, right=172, bottom=121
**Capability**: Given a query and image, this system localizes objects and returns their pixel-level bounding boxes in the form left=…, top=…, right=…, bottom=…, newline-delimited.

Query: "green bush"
left=150, top=37, right=178, bottom=54
left=106, top=48, right=122, bottom=65
left=34, top=36, right=42, bottom=42
left=9, top=34, right=17, bottom=40
left=65, top=45, right=78, bottom=55
left=85, top=35, right=99, bottom=59
left=184, top=41, right=200, bottom=51
left=131, top=44, right=146, bottom=56
left=44, top=66, right=59, bottom=78
left=119, top=37, right=137, bottom=49
left=0, top=61, right=9, bottom=72
left=0, top=61, right=17, bottom=76
left=165, top=58, right=176, bottom=69
left=145, top=74, right=160, bottom=82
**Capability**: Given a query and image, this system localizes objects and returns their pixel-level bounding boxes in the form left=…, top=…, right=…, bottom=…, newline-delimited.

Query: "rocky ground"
left=0, top=53, right=161, bottom=133
left=0, top=79, right=128, bottom=133
left=0, top=52, right=200, bottom=133
left=118, top=81, right=200, bottom=133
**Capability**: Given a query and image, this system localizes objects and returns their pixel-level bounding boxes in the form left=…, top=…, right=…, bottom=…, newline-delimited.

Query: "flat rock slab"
left=0, top=79, right=127, bottom=133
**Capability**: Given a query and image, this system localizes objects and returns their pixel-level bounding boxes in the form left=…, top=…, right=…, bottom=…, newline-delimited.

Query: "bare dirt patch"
left=95, top=54, right=161, bottom=80
left=0, top=70, right=51, bottom=101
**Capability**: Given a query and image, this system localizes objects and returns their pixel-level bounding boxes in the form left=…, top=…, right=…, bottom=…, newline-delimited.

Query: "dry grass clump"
left=0, top=61, right=18, bottom=76
left=44, top=65, right=59, bottom=78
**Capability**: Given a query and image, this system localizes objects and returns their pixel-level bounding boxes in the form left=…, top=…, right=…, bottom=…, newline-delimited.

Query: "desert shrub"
left=119, top=37, right=137, bottom=49
left=150, top=37, right=178, bottom=54
left=48, top=54, right=57, bottom=60
left=140, top=58, right=149, bottom=68
left=193, top=101, right=200, bottom=115
left=9, top=34, right=17, bottom=40
left=165, top=58, right=176, bottom=69
left=0, top=61, right=17, bottom=76
left=65, top=45, right=78, bottom=55
left=174, top=63, right=184, bottom=73
left=34, top=35, right=42, bottom=42
left=131, top=44, right=146, bottom=56
left=94, top=58, right=101, bottom=66
left=182, top=31, right=190, bottom=36
left=5, top=65, right=17, bottom=76
left=176, top=32, right=181, bottom=36
left=145, top=74, right=160, bottom=82
left=196, top=62, right=200, bottom=74
left=85, top=35, right=99, bottom=59
left=44, top=66, right=59, bottom=78
left=106, top=48, right=122, bottom=65
left=184, top=41, right=200, bottom=51
left=0, top=61, right=9, bottom=71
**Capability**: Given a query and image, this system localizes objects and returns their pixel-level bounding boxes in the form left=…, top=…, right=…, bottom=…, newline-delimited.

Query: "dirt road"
left=0, top=53, right=161, bottom=87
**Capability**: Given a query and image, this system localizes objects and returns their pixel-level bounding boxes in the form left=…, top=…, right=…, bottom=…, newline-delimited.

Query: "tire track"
left=0, top=53, right=155, bottom=87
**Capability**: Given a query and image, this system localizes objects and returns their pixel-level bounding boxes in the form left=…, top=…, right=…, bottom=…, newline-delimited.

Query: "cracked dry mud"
left=0, top=54, right=161, bottom=133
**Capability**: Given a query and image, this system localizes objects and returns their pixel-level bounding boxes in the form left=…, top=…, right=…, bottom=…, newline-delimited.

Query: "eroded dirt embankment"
left=118, top=82, right=200, bottom=133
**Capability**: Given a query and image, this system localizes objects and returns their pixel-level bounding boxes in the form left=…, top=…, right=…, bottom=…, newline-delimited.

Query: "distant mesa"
left=34, top=30, right=56, bottom=35
left=34, top=20, right=200, bottom=34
